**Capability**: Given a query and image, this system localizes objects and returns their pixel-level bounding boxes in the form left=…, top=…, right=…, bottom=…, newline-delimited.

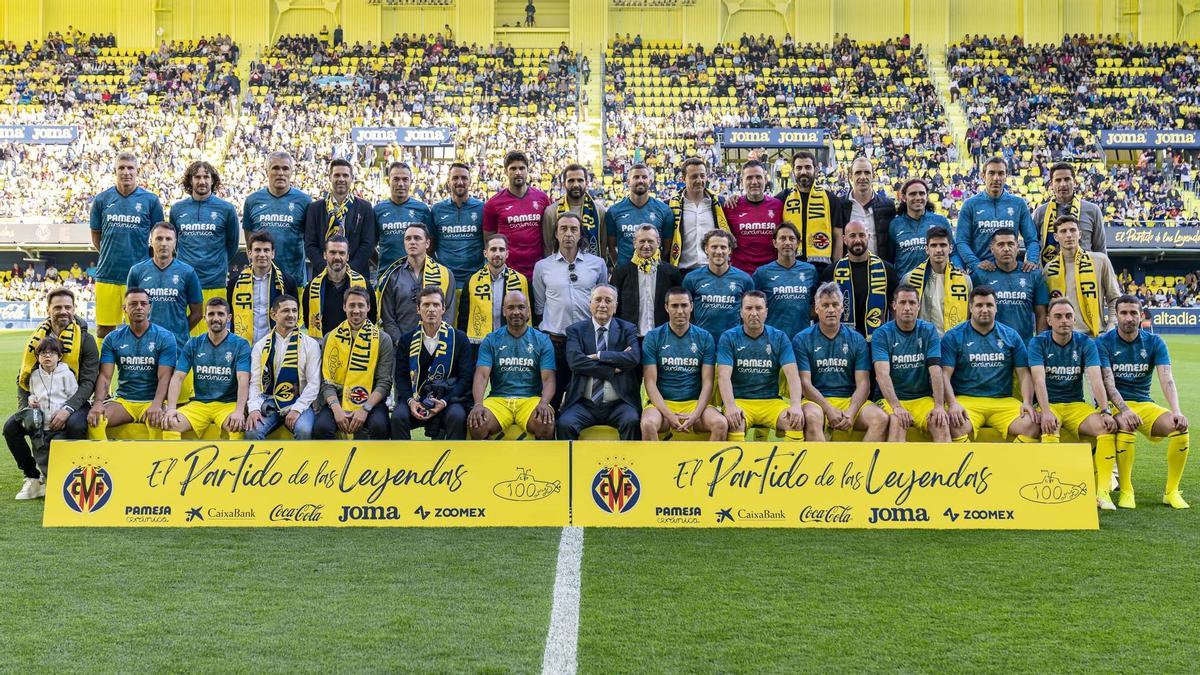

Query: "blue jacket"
left=562, top=317, right=642, bottom=410
left=955, top=190, right=1038, bottom=272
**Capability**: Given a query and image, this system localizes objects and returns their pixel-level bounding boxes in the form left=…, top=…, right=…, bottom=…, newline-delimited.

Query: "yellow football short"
left=733, top=398, right=791, bottom=429
left=192, top=288, right=227, bottom=335
left=1048, top=401, right=1102, bottom=440
left=958, top=395, right=1025, bottom=439
left=882, top=396, right=941, bottom=432
left=177, top=400, right=242, bottom=439
left=1111, top=400, right=1173, bottom=441
left=643, top=399, right=706, bottom=415
left=94, top=281, right=126, bottom=326
left=483, top=396, right=541, bottom=432
left=114, top=398, right=153, bottom=422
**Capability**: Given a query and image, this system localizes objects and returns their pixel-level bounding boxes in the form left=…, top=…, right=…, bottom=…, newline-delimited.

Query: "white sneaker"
left=1111, top=464, right=1119, bottom=491
left=35, top=478, right=46, bottom=498
left=15, top=477, right=41, bottom=500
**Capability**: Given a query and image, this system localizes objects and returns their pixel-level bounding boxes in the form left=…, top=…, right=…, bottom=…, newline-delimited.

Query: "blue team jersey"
left=683, top=265, right=755, bottom=338
left=176, top=332, right=252, bottom=403
left=604, top=197, right=675, bottom=265
left=1097, top=328, right=1170, bottom=403
left=1028, top=330, right=1100, bottom=404
left=242, top=187, right=311, bottom=284
left=889, top=211, right=953, bottom=278
left=170, top=195, right=240, bottom=289
left=100, top=323, right=178, bottom=402
left=429, top=197, right=486, bottom=283
left=871, top=319, right=941, bottom=400
left=477, top=326, right=556, bottom=398
left=89, top=186, right=164, bottom=284
left=793, top=324, right=871, bottom=398
left=752, top=259, right=817, bottom=336
left=717, top=325, right=796, bottom=400
left=955, top=190, right=1039, bottom=271
left=641, top=323, right=716, bottom=402
left=375, top=197, right=434, bottom=272
left=126, top=258, right=203, bottom=347
left=971, top=266, right=1049, bottom=341
left=941, top=320, right=1029, bottom=398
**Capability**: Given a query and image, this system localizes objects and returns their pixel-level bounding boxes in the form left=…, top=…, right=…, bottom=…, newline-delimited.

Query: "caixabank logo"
left=591, top=460, right=641, bottom=514
left=62, top=464, right=113, bottom=514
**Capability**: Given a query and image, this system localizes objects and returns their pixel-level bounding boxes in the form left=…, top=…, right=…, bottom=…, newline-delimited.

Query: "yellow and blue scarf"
left=1045, top=250, right=1102, bottom=336
left=832, top=254, right=889, bottom=340
left=667, top=189, right=730, bottom=266
left=20, top=318, right=81, bottom=391
left=558, top=194, right=601, bottom=256
left=376, top=255, right=453, bottom=315
left=409, top=321, right=458, bottom=398
left=260, top=329, right=301, bottom=409
left=323, top=319, right=380, bottom=412
left=1039, top=196, right=1081, bottom=266
left=231, top=263, right=286, bottom=343
left=325, top=195, right=350, bottom=239
left=906, top=260, right=969, bottom=330
left=306, top=268, right=367, bottom=338
left=783, top=187, right=834, bottom=264
left=466, top=265, right=528, bottom=342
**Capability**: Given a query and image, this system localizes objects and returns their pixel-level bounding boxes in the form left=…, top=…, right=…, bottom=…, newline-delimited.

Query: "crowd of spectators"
left=0, top=262, right=95, bottom=304
left=1124, top=268, right=1200, bottom=307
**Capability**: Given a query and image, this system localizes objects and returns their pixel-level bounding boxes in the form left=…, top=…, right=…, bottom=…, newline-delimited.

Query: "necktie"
left=591, top=326, right=608, bottom=404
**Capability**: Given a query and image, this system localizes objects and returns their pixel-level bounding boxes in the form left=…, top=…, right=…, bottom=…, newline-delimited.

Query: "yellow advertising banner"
left=571, top=441, right=1099, bottom=529
left=44, top=440, right=569, bottom=527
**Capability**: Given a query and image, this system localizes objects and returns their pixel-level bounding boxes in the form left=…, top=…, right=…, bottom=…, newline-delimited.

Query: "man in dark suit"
left=304, top=158, right=377, bottom=278
left=610, top=224, right=683, bottom=336
left=842, top=156, right=897, bottom=263
left=391, top=286, right=474, bottom=440
left=556, top=284, right=642, bottom=440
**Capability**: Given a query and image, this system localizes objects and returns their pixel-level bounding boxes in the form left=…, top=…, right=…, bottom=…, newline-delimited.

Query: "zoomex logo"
left=63, top=465, right=113, bottom=513
left=591, top=465, right=641, bottom=514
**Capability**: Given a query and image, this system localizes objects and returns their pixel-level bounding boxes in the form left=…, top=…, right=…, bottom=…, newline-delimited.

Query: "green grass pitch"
left=0, top=330, right=1195, bottom=672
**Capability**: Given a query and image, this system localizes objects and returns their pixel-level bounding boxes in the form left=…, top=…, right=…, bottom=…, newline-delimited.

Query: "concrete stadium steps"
left=928, top=49, right=972, bottom=171
left=578, top=72, right=604, bottom=176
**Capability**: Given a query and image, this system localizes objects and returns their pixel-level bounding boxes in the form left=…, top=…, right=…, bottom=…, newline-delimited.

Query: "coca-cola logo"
left=269, top=503, right=324, bottom=522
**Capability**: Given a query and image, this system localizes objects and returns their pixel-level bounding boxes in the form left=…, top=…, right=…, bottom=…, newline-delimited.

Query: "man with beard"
left=723, top=160, right=783, bottom=274
left=303, top=236, right=373, bottom=338
left=243, top=150, right=311, bottom=285
left=605, top=164, right=674, bottom=266
left=431, top=162, right=485, bottom=328
left=468, top=291, right=557, bottom=440
left=843, top=157, right=896, bottom=262
left=889, top=178, right=956, bottom=278
left=305, top=158, right=377, bottom=278
left=244, top=294, right=322, bottom=441
left=161, top=298, right=251, bottom=440
left=375, top=161, right=433, bottom=273
left=775, top=151, right=846, bottom=275
left=315, top=288, right=394, bottom=440
left=170, top=160, right=240, bottom=332
left=543, top=163, right=607, bottom=258
left=484, top=151, right=550, bottom=278
left=668, top=157, right=730, bottom=276
left=820, top=220, right=898, bottom=341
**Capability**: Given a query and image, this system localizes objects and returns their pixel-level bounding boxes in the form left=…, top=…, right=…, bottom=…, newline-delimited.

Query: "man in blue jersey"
left=795, top=282, right=889, bottom=441
left=170, top=160, right=240, bottom=332
left=901, top=226, right=972, bottom=335
left=90, top=151, right=164, bottom=338
left=1099, top=295, right=1190, bottom=509
left=605, top=164, right=675, bottom=266
left=956, top=156, right=1040, bottom=274
left=873, top=284, right=951, bottom=442
left=161, top=298, right=251, bottom=440
left=87, top=288, right=177, bottom=439
left=683, top=230, right=755, bottom=338
left=242, top=150, right=311, bottom=285
left=941, top=285, right=1041, bottom=442
left=1029, top=298, right=1118, bottom=509
left=431, top=162, right=485, bottom=330
left=970, top=228, right=1049, bottom=341
left=127, top=222, right=204, bottom=350
left=467, top=291, right=557, bottom=440
left=375, top=161, right=433, bottom=273
left=753, top=222, right=818, bottom=336
left=717, top=291, right=807, bottom=442
left=542, top=163, right=607, bottom=258
left=889, top=178, right=955, bottom=278
left=641, top=287, right=727, bottom=441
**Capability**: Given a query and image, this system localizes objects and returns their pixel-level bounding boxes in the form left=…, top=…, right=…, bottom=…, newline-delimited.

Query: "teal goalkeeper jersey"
left=717, top=325, right=795, bottom=400
left=477, top=326, right=556, bottom=398
left=169, top=195, right=240, bottom=289
left=176, top=332, right=252, bottom=403
left=641, top=323, right=716, bottom=402
left=871, top=319, right=941, bottom=400
left=1097, top=328, right=1170, bottom=403
left=940, top=320, right=1029, bottom=398
left=126, top=258, right=203, bottom=348
left=793, top=324, right=871, bottom=398
left=1028, top=330, right=1100, bottom=404
left=100, top=323, right=178, bottom=402
left=242, top=187, right=312, bottom=284
left=89, top=186, right=164, bottom=284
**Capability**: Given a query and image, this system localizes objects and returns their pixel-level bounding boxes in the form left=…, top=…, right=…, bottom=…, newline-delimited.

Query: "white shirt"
left=849, top=197, right=877, bottom=254
left=588, top=319, right=620, bottom=402
left=679, top=195, right=715, bottom=269
left=490, top=267, right=508, bottom=333
left=252, top=272, right=271, bottom=343
left=421, top=330, right=440, bottom=354
left=637, top=267, right=656, bottom=336
left=248, top=330, right=324, bottom=414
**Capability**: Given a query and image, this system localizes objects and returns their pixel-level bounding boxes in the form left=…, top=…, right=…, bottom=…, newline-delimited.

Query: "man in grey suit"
left=555, top=285, right=642, bottom=440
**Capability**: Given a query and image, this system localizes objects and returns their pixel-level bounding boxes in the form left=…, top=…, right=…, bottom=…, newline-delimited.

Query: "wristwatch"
left=362, top=402, right=374, bottom=413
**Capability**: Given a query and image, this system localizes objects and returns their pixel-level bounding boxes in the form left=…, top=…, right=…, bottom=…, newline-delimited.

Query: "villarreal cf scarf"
left=783, top=187, right=833, bottom=264
left=466, top=266, right=528, bottom=342
left=323, top=320, right=379, bottom=412
left=906, top=260, right=969, bottom=330
left=376, top=255, right=453, bottom=315
left=1045, top=250, right=1102, bottom=336
left=668, top=189, right=730, bottom=266
left=1040, top=196, right=1081, bottom=266
left=559, top=194, right=601, bottom=256
left=325, top=195, right=350, bottom=239
left=232, top=263, right=286, bottom=343
left=260, top=329, right=301, bottom=409
left=306, top=268, right=367, bottom=338
left=20, top=319, right=80, bottom=391
left=410, top=321, right=458, bottom=397
left=832, top=254, right=889, bottom=339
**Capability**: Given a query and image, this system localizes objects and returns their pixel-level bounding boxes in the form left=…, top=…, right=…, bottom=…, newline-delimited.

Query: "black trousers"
left=549, top=336, right=572, bottom=410
left=556, top=399, right=640, bottom=440
left=4, top=407, right=87, bottom=478
left=390, top=402, right=468, bottom=440
left=313, top=406, right=391, bottom=440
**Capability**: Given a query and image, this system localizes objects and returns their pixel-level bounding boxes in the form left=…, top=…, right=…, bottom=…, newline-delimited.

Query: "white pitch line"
left=541, top=526, right=584, bottom=675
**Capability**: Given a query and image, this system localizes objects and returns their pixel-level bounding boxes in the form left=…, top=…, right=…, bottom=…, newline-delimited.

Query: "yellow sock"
left=1116, top=430, right=1136, bottom=493
left=1015, top=434, right=1038, bottom=443
left=783, top=430, right=804, bottom=441
left=1041, top=433, right=1060, bottom=444
left=728, top=431, right=746, bottom=442
left=87, top=418, right=108, bottom=441
left=1167, top=431, right=1190, bottom=493
left=1094, top=434, right=1116, bottom=496
left=952, top=435, right=970, bottom=443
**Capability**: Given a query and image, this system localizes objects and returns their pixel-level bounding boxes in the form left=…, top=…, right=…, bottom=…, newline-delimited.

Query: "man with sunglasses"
left=533, top=212, right=608, bottom=408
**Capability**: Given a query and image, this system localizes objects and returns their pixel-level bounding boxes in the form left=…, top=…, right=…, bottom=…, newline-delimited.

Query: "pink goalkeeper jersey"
left=724, top=195, right=784, bottom=275
left=483, top=186, right=550, bottom=278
